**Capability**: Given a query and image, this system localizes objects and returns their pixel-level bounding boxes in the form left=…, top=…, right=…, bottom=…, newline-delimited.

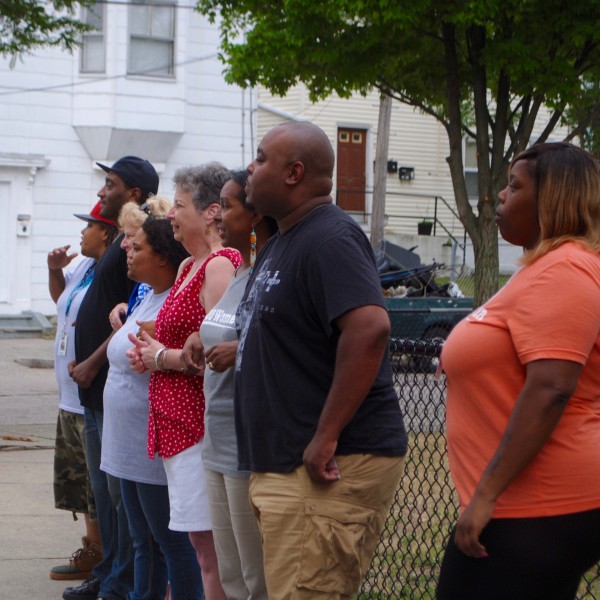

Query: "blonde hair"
left=118, top=194, right=172, bottom=229
left=515, top=143, right=600, bottom=265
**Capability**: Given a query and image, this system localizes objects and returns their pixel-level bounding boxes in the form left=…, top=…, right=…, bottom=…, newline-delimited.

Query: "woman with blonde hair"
left=109, top=194, right=173, bottom=330
left=119, top=194, right=173, bottom=250
left=437, top=142, right=600, bottom=600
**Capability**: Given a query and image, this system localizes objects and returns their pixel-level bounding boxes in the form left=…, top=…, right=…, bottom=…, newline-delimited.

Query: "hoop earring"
left=250, top=227, right=257, bottom=272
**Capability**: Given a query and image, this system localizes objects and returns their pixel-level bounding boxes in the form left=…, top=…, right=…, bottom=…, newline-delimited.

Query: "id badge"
left=58, top=331, right=68, bottom=356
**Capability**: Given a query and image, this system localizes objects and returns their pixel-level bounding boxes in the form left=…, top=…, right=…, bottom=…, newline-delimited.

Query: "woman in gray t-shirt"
left=189, top=171, right=277, bottom=600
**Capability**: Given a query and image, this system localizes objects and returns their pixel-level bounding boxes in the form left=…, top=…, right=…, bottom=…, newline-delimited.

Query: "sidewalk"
left=0, top=337, right=83, bottom=600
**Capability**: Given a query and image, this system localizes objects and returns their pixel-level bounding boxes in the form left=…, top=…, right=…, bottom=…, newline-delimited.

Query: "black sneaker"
left=62, top=576, right=101, bottom=600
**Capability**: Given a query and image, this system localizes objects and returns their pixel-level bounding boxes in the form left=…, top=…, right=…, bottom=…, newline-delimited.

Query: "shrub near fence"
left=357, top=338, right=600, bottom=600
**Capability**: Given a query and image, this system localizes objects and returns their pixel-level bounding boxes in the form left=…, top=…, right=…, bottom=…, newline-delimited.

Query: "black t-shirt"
left=235, top=203, right=408, bottom=472
left=75, top=234, right=135, bottom=410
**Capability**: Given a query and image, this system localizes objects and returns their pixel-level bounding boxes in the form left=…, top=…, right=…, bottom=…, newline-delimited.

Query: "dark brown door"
left=336, top=128, right=367, bottom=212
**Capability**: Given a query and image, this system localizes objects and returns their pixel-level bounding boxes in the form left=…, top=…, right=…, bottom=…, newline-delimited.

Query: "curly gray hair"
left=173, top=162, right=231, bottom=212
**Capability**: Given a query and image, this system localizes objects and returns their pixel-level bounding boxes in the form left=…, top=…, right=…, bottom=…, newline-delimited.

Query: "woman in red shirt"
left=131, top=163, right=240, bottom=600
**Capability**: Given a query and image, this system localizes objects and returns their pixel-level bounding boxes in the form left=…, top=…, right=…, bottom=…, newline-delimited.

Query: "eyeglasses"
left=140, top=202, right=151, bottom=215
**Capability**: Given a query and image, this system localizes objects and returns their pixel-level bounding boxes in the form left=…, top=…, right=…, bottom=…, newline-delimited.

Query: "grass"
left=355, top=431, right=600, bottom=599
left=356, top=432, right=458, bottom=599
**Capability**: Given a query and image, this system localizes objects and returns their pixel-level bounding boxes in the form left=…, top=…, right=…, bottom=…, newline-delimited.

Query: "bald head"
left=246, top=121, right=336, bottom=229
left=275, top=122, right=335, bottom=194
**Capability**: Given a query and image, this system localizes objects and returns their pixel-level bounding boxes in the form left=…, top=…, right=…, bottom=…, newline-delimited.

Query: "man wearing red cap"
left=63, top=157, right=159, bottom=600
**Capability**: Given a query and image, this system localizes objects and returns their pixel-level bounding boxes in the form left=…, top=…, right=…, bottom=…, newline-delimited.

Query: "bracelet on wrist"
left=160, top=348, right=169, bottom=371
left=154, top=347, right=168, bottom=371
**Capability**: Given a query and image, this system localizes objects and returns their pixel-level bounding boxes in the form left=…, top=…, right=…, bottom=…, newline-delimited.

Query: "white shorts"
left=163, top=440, right=212, bottom=532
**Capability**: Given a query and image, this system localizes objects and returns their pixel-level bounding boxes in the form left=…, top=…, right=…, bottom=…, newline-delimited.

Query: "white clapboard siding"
left=0, top=8, right=255, bottom=315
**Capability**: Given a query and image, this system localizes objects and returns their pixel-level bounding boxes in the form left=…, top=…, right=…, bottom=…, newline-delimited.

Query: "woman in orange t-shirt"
left=437, top=143, right=600, bottom=600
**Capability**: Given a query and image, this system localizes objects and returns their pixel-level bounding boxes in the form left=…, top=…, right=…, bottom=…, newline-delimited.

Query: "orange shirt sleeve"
left=507, top=253, right=600, bottom=366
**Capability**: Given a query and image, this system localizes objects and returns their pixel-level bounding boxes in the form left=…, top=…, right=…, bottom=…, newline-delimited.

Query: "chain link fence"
left=357, top=338, right=600, bottom=599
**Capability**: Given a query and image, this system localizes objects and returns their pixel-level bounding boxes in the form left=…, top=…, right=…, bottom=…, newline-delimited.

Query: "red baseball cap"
left=74, top=201, right=118, bottom=228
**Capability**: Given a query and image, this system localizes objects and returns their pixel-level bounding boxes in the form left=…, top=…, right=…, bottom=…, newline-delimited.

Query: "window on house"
left=128, top=0, right=176, bottom=77
left=464, top=139, right=479, bottom=204
left=80, top=2, right=105, bottom=73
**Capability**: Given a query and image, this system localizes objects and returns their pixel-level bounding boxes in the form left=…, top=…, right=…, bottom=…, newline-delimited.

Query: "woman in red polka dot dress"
left=133, top=163, right=241, bottom=600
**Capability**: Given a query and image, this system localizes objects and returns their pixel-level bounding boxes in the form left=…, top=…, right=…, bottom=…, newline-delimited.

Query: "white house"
left=0, top=1, right=255, bottom=317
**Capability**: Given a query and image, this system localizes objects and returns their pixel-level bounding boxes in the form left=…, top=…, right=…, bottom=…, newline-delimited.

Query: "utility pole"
left=370, top=93, right=392, bottom=248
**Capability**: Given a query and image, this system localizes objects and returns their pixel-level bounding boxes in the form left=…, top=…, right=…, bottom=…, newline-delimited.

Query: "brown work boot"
left=49, top=537, right=102, bottom=581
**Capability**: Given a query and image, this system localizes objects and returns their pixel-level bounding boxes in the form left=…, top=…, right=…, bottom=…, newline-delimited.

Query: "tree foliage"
left=0, top=0, right=93, bottom=61
left=197, top=0, right=600, bottom=304
left=564, top=77, right=600, bottom=159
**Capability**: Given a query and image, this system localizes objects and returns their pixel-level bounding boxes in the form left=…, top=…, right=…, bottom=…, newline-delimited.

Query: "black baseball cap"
left=97, top=156, right=159, bottom=198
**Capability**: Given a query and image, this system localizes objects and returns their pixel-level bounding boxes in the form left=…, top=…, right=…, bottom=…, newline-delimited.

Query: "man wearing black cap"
left=95, top=156, right=159, bottom=223
left=64, top=157, right=159, bottom=600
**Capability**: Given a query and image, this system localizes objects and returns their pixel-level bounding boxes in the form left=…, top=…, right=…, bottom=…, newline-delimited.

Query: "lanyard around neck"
left=64, top=262, right=96, bottom=317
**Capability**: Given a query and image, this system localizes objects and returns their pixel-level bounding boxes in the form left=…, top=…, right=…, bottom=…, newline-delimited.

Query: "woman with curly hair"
left=102, top=217, right=203, bottom=599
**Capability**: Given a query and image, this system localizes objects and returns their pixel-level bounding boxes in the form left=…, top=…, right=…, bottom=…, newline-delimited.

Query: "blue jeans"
left=120, top=479, right=204, bottom=600
left=84, top=408, right=134, bottom=599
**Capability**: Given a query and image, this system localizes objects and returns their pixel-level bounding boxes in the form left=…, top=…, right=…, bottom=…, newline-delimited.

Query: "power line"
left=0, top=53, right=218, bottom=96
left=96, top=0, right=200, bottom=8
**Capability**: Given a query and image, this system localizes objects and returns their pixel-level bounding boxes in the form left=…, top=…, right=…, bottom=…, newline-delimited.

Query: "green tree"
left=0, top=0, right=93, bottom=61
left=564, top=77, right=600, bottom=159
left=197, top=0, right=600, bottom=305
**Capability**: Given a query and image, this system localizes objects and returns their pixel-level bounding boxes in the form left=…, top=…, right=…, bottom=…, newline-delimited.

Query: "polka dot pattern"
left=147, top=248, right=241, bottom=459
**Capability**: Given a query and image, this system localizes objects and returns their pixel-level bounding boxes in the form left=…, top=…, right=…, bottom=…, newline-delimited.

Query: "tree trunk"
left=370, top=94, right=392, bottom=248
left=471, top=203, right=499, bottom=307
